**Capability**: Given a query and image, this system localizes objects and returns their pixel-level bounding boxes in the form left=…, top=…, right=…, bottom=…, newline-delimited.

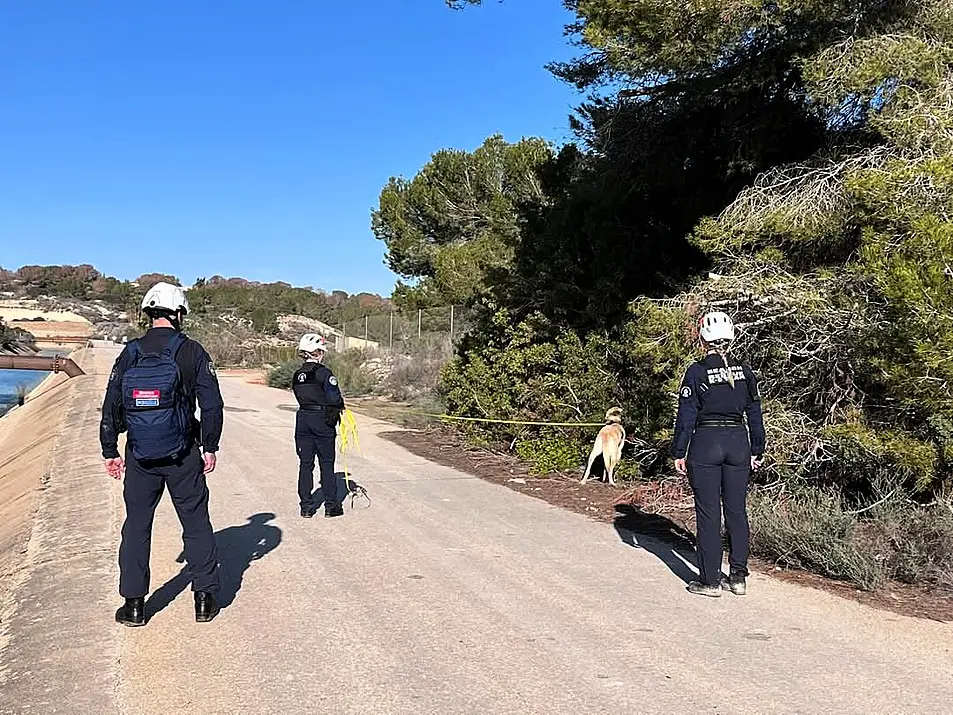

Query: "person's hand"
left=751, top=455, right=764, bottom=471
left=203, top=452, right=217, bottom=474
left=674, top=458, right=687, bottom=475
left=104, top=458, right=124, bottom=480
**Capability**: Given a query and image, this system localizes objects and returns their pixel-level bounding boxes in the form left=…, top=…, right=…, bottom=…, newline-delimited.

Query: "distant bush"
left=187, top=278, right=390, bottom=334
left=267, top=360, right=299, bottom=390
left=383, top=337, right=455, bottom=400
left=185, top=317, right=260, bottom=367
left=326, top=350, right=379, bottom=396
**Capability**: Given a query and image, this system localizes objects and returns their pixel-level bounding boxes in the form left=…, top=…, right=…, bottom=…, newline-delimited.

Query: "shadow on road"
left=145, top=512, right=283, bottom=620
left=613, top=504, right=699, bottom=585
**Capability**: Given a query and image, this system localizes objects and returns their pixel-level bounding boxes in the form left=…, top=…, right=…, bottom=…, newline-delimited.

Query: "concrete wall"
left=0, top=348, right=87, bottom=603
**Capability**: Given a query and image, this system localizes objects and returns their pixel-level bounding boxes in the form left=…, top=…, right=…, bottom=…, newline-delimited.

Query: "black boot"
left=722, top=573, right=747, bottom=596
left=115, top=597, right=146, bottom=627
left=301, top=505, right=316, bottom=518
left=325, top=503, right=344, bottom=518
left=194, top=591, right=221, bottom=623
left=687, top=580, right=722, bottom=598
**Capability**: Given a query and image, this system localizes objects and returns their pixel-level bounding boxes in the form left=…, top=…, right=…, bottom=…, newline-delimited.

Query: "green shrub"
left=853, top=498, right=953, bottom=589
left=748, top=487, right=886, bottom=590
left=514, top=432, right=586, bottom=474
left=819, top=421, right=938, bottom=494
left=267, top=359, right=298, bottom=389
left=439, top=305, right=680, bottom=478
left=325, top=350, right=379, bottom=396
left=393, top=393, right=448, bottom=430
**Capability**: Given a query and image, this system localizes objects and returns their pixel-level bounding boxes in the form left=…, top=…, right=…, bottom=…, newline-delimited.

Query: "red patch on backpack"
left=133, top=389, right=160, bottom=407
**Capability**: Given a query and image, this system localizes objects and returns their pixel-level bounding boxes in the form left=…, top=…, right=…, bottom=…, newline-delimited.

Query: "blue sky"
left=0, top=1, right=581, bottom=297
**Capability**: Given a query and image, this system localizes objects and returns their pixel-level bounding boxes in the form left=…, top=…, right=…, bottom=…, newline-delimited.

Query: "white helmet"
left=141, top=281, right=189, bottom=315
left=298, top=333, right=328, bottom=354
left=699, top=311, right=735, bottom=342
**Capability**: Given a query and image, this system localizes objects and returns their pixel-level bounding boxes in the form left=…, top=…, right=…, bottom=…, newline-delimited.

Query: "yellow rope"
left=337, top=409, right=369, bottom=507
left=335, top=408, right=604, bottom=508
left=402, top=411, right=605, bottom=427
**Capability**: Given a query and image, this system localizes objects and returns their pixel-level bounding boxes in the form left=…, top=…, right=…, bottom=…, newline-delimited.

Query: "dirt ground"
left=217, top=367, right=267, bottom=384
left=16, top=320, right=94, bottom=339
left=0, top=304, right=91, bottom=324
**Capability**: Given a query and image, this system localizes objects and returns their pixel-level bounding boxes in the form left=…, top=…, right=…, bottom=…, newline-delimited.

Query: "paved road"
left=2, top=345, right=953, bottom=714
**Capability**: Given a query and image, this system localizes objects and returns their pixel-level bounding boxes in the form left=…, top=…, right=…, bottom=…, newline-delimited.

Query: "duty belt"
left=696, top=418, right=744, bottom=428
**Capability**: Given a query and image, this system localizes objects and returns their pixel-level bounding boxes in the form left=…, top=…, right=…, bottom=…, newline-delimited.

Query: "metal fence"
left=255, top=344, right=299, bottom=365
left=336, top=305, right=474, bottom=354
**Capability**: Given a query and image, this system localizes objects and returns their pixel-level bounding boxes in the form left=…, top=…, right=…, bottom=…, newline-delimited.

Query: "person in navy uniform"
left=100, top=281, right=224, bottom=626
left=292, top=333, right=345, bottom=519
left=671, top=311, right=765, bottom=597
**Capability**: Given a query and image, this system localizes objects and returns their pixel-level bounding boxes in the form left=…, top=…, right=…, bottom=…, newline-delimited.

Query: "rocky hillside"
left=0, top=263, right=395, bottom=363
left=0, top=319, right=37, bottom=355
left=1, top=266, right=450, bottom=393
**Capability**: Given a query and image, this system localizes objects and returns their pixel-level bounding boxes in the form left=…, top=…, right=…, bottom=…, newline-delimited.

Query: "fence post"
left=364, top=315, right=368, bottom=343
left=341, top=322, right=346, bottom=352
left=417, top=309, right=422, bottom=340
left=389, top=312, right=394, bottom=350
left=449, top=305, right=455, bottom=342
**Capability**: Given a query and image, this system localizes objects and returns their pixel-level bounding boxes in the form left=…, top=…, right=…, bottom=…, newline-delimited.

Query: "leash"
left=338, top=408, right=370, bottom=509
left=417, top=413, right=605, bottom=427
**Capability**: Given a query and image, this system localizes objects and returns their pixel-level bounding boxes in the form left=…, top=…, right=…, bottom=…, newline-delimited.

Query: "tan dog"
left=580, top=407, right=625, bottom=486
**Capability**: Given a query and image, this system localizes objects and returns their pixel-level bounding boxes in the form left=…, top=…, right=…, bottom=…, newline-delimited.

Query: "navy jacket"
left=671, top=352, right=766, bottom=460
left=291, top=360, right=344, bottom=411
left=99, top=327, right=224, bottom=459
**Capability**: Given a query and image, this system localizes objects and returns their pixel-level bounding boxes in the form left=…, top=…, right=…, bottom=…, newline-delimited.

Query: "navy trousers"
left=687, top=426, right=751, bottom=586
left=119, top=444, right=219, bottom=598
left=295, top=411, right=338, bottom=510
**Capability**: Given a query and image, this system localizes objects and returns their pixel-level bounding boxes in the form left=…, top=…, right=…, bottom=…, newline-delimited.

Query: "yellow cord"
left=334, top=408, right=602, bottom=507
left=394, top=410, right=604, bottom=427
left=337, top=409, right=369, bottom=506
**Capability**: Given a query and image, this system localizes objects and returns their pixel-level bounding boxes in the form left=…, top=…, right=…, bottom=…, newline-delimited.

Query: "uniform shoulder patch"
left=680, top=385, right=692, bottom=398
left=207, top=360, right=217, bottom=377
left=329, top=375, right=338, bottom=386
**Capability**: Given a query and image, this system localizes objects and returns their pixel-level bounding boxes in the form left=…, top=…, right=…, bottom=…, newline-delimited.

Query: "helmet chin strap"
left=167, top=309, right=183, bottom=330
left=146, top=309, right=183, bottom=330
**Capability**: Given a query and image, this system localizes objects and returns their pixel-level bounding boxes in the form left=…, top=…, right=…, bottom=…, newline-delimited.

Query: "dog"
left=580, top=407, right=625, bottom=486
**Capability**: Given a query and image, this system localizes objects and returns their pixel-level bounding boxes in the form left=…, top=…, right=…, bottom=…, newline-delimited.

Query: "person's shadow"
left=309, top=472, right=369, bottom=509
left=613, top=504, right=700, bottom=584
left=145, top=512, right=283, bottom=620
